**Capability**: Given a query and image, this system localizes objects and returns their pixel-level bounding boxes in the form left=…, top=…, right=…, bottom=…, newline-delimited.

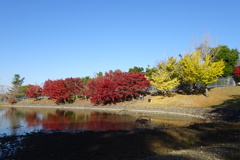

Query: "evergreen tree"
left=9, top=74, right=25, bottom=98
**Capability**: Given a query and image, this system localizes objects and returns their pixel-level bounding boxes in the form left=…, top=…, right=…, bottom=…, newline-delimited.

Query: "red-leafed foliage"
left=42, top=78, right=84, bottom=104
left=42, top=79, right=72, bottom=104
left=26, top=85, right=42, bottom=100
left=233, top=66, right=240, bottom=78
left=42, top=79, right=52, bottom=97
left=110, top=71, right=151, bottom=99
left=65, top=78, right=84, bottom=96
left=86, top=76, right=122, bottom=105
left=86, top=70, right=150, bottom=105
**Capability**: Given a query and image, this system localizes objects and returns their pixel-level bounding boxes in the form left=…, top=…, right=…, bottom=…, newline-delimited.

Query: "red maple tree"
left=86, top=70, right=150, bottom=105
left=26, top=85, right=42, bottom=100
left=86, top=76, right=122, bottom=105
left=42, top=79, right=52, bottom=98
left=65, top=77, right=84, bottom=96
left=42, top=79, right=72, bottom=104
left=42, top=78, right=84, bottom=104
left=233, top=66, right=240, bottom=78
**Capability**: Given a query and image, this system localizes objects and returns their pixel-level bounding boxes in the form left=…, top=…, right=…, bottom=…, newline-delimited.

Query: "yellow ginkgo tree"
left=179, top=51, right=201, bottom=87
left=147, top=57, right=180, bottom=98
left=198, top=54, right=225, bottom=97
left=180, top=51, right=225, bottom=97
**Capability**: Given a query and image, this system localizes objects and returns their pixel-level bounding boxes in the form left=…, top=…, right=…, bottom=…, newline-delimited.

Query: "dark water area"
left=0, top=106, right=198, bottom=136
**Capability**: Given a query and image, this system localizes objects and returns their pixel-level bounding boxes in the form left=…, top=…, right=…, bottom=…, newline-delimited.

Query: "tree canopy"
left=128, top=66, right=144, bottom=73
left=180, top=51, right=225, bottom=96
left=26, top=85, right=42, bottom=100
left=211, top=45, right=239, bottom=77
left=87, top=70, right=150, bottom=105
left=9, top=74, right=25, bottom=98
left=148, top=57, right=180, bottom=97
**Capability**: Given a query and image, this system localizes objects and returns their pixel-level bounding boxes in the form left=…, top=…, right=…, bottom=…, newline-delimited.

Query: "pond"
left=0, top=106, right=200, bottom=136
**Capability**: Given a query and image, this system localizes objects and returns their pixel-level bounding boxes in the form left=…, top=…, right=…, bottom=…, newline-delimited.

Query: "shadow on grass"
left=210, top=95, right=240, bottom=122
left=1, top=122, right=240, bottom=160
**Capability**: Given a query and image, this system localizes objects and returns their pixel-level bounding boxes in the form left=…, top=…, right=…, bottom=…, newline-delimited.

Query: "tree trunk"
left=162, top=91, right=166, bottom=99
left=205, top=85, right=209, bottom=97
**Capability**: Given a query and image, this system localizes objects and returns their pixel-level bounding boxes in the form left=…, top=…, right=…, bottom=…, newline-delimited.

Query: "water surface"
left=0, top=106, right=199, bottom=136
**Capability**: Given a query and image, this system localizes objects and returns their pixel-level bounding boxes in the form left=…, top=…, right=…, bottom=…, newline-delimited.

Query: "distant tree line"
left=25, top=71, right=150, bottom=105
left=3, top=44, right=239, bottom=105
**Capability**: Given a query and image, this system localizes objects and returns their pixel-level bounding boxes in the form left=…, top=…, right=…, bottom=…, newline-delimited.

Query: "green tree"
left=20, top=85, right=29, bottom=96
left=145, top=66, right=157, bottom=79
left=96, top=72, right=103, bottom=77
left=211, top=45, right=239, bottom=77
left=147, top=57, right=180, bottom=97
left=128, top=66, right=144, bottom=73
left=81, top=76, right=91, bottom=84
left=80, top=76, right=91, bottom=99
left=9, top=74, right=25, bottom=98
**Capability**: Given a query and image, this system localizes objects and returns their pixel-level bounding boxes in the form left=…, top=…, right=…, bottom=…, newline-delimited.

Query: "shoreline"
left=1, top=103, right=213, bottom=120
left=1, top=103, right=239, bottom=159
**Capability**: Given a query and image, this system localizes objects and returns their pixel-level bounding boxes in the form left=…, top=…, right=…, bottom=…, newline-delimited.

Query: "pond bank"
left=1, top=103, right=240, bottom=159
left=1, top=103, right=214, bottom=121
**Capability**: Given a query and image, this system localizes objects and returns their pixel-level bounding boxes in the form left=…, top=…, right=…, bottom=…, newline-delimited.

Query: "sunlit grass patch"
left=130, top=86, right=240, bottom=108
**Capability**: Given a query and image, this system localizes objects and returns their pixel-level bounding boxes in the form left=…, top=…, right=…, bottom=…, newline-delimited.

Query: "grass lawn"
left=130, top=86, right=240, bottom=109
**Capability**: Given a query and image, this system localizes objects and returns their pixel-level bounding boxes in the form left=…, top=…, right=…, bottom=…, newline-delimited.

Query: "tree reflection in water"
left=0, top=108, right=139, bottom=136
left=0, top=107, right=199, bottom=136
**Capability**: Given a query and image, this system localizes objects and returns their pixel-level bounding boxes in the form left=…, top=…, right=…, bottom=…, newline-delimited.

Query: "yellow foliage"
left=200, top=54, right=225, bottom=85
left=148, top=57, right=180, bottom=92
left=180, top=51, right=225, bottom=86
left=179, top=51, right=201, bottom=85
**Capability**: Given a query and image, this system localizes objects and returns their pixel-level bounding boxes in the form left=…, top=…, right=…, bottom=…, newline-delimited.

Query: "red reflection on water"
left=26, top=113, right=41, bottom=127
left=25, top=110, right=137, bottom=131
left=41, top=113, right=71, bottom=130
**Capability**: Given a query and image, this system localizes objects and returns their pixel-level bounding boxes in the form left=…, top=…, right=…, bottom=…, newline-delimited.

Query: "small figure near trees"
left=139, top=94, right=144, bottom=101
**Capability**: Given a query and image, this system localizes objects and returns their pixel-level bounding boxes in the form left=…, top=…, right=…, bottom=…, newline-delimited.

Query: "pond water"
left=0, top=107, right=200, bottom=136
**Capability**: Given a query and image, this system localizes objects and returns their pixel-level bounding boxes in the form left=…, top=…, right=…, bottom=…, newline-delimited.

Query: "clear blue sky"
left=1, top=0, right=239, bottom=87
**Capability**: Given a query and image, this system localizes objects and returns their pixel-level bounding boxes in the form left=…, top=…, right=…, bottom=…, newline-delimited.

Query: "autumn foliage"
left=233, top=66, right=240, bottom=78
left=26, top=85, right=42, bottom=100
left=42, top=78, right=84, bottom=104
left=36, top=72, right=150, bottom=105
left=86, top=70, right=150, bottom=105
